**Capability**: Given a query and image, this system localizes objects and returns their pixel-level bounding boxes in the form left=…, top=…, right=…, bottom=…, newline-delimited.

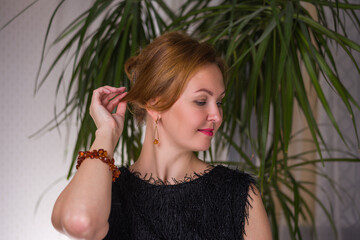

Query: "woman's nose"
left=207, top=105, right=222, bottom=122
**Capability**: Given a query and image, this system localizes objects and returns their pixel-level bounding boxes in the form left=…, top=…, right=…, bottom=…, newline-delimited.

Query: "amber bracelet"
left=76, top=149, right=121, bottom=182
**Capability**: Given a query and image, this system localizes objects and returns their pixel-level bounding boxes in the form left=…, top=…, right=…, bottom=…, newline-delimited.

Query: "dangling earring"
left=153, top=118, right=159, bottom=144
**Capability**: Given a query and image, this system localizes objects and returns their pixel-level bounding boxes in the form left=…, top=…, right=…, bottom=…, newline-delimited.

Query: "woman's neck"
left=129, top=128, right=209, bottom=183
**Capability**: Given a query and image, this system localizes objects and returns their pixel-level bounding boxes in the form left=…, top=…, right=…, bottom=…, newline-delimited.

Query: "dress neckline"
left=121, top=165, right=220, bottom=187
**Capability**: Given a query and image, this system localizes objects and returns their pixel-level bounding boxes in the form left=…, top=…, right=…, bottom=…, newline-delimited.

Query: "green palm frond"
left=28, top=0, right=360, bottom=239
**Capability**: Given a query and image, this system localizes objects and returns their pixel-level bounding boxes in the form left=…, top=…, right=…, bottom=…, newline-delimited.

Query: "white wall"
left=0, top=1, right=91, bottom=239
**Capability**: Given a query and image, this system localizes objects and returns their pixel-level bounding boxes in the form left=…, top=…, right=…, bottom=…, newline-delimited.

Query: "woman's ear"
left=146, top=98, right=161, bottom=122
left=146, top=108, right=160, bottom=122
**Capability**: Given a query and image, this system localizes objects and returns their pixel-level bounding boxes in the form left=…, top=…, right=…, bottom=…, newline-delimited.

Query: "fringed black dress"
left=103, top=165, right=256, bottom=240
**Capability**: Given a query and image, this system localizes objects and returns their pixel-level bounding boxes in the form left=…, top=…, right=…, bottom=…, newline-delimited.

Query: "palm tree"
left=26, top=0, right=360, bottom=239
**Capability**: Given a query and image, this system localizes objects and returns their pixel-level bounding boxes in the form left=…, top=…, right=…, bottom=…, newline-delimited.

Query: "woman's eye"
left=217, top=101, right=223, bottom=106
left=195, top=101, right=206, bottom=106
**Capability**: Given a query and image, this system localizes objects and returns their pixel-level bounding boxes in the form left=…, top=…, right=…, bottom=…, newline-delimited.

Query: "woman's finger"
left=90, top=86, right=125, bottom=117
left=103, top=85, right=126, bottom=92
left=112, top=93, right=128, bottom=126
left=103, top=92, right=127, bottom=113
left=100, top=87, right=126, bottom=106
left=102, top=94, right=126, bottom=112
left=91, top=87, right=110, bottom=107
left=115, top=92, right=128, bottom=116
left=101, top=92, right=116, bottom=106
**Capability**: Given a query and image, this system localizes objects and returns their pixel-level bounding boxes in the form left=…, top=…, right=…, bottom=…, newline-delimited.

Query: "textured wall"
left=315, top=3, right=360, bottom=239
left=0, top=1, right=90, bottom=239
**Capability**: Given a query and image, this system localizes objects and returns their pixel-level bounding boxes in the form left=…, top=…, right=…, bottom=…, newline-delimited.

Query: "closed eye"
left=195, top=101, right=206, bottom=106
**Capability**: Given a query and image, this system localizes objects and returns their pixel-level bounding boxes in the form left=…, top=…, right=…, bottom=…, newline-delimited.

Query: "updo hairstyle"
left=122, top=31, right=225, bottom=124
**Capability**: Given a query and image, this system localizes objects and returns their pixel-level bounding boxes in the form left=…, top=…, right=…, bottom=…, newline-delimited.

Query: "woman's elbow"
left=52, top=210, right=108, bottom=240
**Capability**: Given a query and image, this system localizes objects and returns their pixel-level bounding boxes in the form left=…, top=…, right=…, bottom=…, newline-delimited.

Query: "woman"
left=52, top=32, right=272, bottom=240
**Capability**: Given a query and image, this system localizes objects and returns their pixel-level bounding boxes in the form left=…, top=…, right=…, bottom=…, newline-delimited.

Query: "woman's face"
left=159, top=63, right=225, bottom=152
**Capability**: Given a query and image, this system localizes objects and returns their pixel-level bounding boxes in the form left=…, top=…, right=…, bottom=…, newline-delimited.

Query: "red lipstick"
left=198, top=128, right=214, bottom=136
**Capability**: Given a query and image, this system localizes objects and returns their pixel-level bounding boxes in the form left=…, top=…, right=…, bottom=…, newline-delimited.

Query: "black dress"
left=103, top=165, right=256, bottom=240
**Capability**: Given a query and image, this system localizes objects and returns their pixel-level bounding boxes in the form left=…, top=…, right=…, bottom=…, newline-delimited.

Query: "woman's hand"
left=89, top=86, right=127, bottom=141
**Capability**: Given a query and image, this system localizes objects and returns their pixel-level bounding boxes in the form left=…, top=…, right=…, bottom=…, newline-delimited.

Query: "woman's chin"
left=193, top=143, right=211, bottom=152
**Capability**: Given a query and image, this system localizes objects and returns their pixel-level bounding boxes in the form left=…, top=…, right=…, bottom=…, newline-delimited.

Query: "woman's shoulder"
left=198, top=164, right=257, bottom=197
left=211, top=164, right=257, bottom=185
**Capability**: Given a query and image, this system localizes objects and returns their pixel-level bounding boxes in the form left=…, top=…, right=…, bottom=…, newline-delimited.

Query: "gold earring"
left=153, top=118, right=159, bottom=144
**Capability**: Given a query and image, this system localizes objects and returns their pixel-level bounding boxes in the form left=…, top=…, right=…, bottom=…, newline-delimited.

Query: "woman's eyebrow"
left=195, top=88, right=226, bottom=96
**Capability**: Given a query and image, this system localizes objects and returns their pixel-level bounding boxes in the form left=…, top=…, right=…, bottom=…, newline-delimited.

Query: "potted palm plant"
left=28, top=0, right=360, bottom=239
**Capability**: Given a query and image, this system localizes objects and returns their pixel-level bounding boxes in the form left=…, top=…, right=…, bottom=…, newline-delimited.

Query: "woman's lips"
left=198, top=128, right=214, bottom=136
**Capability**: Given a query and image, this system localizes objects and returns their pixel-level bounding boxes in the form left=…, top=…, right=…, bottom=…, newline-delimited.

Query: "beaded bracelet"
left=76, top=149, right=121, bottom=182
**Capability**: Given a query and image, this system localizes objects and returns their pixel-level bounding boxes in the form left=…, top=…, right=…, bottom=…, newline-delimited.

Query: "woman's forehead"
left=183, top=64, right=225, bottom=94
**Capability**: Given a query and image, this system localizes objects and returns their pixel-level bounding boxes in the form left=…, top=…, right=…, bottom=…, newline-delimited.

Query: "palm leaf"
left=29, top=0, right=360, bottom=238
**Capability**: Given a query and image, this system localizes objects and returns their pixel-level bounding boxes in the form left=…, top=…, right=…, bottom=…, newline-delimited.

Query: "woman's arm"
left=244, top=185, right=272, bottom=240
left=51, top=86, right=127, bottom=240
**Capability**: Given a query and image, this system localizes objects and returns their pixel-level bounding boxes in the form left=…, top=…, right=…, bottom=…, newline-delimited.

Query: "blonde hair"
left=122, top=31, right=225, bottom=124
